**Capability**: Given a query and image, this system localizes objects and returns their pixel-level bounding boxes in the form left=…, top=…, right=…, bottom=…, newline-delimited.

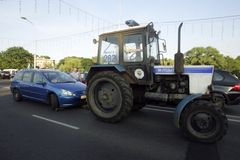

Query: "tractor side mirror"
left=93, top=39, right=98, bottom=44
left=159, top=39, right=167, bottom=53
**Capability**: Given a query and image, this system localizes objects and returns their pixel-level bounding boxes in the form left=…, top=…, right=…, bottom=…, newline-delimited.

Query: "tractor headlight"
left=61, top=89, right=76, bottom=96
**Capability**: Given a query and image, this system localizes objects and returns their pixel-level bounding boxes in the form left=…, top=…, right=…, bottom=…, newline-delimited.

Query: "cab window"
left=99, top=35, right=119, bottom=64
left=123, top=34, right=143, bottom=62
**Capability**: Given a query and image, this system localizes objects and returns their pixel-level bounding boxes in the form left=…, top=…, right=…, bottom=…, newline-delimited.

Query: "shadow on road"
left=186, top=142, right=219, bottom=160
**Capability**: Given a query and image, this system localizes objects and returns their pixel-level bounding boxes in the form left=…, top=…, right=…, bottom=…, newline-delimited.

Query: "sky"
left=0, top=0, right=240, bottom=61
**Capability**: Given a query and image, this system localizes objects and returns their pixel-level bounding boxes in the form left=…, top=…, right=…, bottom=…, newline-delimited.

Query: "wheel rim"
left=187, top=111, right=219, bottom=138
left=94, top=80, right=121, bottom=113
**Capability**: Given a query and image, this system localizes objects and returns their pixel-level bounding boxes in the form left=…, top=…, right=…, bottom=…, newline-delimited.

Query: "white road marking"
left=228, top=118, right=240, bottom=123
left=144, top=107, right=240, bottom=124
left=32, top=115, right=79, bottom=130
left=227, top=115, right=240, bottom=119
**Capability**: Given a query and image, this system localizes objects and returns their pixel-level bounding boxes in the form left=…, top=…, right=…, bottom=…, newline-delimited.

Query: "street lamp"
left=20, top=17, right=37, bottom=69
left=21, top=17, right=34, bottom=25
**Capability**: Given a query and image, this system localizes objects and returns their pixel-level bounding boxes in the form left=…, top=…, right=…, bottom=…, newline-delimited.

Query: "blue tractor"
left=86, top=21, right=228, bottom=143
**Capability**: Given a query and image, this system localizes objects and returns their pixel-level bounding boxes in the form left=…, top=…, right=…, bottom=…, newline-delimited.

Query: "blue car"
left=10, top=69, right=87, bottom=110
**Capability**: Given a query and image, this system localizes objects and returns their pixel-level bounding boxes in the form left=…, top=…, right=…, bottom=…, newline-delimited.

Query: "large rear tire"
left=87, top=71, right=133, bottom=123
left=180, top=100, right=228, bottom=143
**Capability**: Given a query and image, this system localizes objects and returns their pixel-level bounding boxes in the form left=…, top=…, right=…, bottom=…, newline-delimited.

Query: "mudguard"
left=89, top=64, right=126, bottom=72
left=174, top=93, right=203, bottom=128
left=87, top=64, right=126, bottom=82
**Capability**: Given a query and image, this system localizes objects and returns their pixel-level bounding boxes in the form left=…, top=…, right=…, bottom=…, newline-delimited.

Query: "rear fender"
left=87, top=65, right=125, bottom=83
left=174, top=94, right=203, bottom=128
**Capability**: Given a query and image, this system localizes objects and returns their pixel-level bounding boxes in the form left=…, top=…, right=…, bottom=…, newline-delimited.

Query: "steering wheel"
left=129, top=52, right=137, bottom=60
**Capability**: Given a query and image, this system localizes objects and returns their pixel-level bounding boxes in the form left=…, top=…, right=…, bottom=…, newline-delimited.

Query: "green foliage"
left=40, top=55, right=50, bottom=59
left=232, top=56, right=240, bottom=78
left=185, top=46, right=240, bottom=78
left=163, top=58, right=174, bottom=65
left=185, top=47, right=225, bottom=69
left=57, top=56, right=93, bottom=72
left=81, top=58, right=93, bottom=71
left=0, top=47, right=33, bottom=69
left=92, top=56, right=97, bottom=63
left=57, top=57, right=82, bottom=72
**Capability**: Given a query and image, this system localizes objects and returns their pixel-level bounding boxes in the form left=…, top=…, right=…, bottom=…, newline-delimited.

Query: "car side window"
left=13, top=71, right=23, bottom=81
left=33, top=72, right=45, bottom=83
left=22, top=71, right=33, bottom=83
left=213, top=72, right=223, bottom=81
left=224, top=72, right=240, bottom=83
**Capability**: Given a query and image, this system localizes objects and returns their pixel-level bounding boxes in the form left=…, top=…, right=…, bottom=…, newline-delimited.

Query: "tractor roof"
left=100, top=25, right=148, bottom=36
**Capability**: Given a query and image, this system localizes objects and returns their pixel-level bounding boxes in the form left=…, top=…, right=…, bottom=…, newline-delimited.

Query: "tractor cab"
left=92, top=21, right=164, bottom=85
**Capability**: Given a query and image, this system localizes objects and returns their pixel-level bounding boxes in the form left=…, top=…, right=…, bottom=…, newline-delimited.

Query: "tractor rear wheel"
left=87, top=71, right=133, bottom=123
left=180, top=100, right=228, bottom=143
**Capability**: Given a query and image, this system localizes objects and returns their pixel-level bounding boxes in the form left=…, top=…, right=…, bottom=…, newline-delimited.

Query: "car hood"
left=51, top=82, right=86, bottom=92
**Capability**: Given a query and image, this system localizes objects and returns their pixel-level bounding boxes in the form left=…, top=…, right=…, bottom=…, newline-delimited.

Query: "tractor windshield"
left=99, top=35, right=119, bottom=64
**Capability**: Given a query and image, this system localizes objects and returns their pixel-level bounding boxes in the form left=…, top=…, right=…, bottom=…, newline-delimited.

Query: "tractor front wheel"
left=87, top=71, right=133, bottom=123
left=180, top=100, right=228, bottom=143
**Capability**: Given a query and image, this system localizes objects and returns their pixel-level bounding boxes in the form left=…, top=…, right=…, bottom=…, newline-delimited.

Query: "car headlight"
left=61, top=89, right=76, bottom=96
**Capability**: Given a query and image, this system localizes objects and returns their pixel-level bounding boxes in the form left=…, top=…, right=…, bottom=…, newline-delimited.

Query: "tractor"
left=86, top=20, right=228, bottom=143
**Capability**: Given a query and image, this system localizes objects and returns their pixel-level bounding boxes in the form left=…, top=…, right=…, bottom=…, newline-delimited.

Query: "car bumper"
left=58, top=95, right=87, bottom=107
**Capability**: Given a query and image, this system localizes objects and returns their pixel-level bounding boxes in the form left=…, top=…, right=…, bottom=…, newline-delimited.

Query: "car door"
left=31, top=72, right=48, bottom=102
left=20, top=71, right=34, bottom=97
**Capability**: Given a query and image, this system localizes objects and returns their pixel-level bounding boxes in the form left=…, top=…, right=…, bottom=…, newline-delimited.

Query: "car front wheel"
left=50, top=94, right=60, bottom=111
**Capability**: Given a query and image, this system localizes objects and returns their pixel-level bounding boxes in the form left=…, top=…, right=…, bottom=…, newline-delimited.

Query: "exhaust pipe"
left=174, top=23, right=184, bottom=74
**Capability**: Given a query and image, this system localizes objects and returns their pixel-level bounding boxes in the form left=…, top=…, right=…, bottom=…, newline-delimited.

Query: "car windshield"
left=43, top=71, right=76, bottom=83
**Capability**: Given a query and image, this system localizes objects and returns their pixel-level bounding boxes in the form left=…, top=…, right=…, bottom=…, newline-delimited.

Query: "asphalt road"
left=1, top=80, right=240, bottom=160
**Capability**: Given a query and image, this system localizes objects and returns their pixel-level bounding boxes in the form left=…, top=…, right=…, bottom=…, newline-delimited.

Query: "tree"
left=57, top=56, right=94, bottom=72
left=92, top=56, right=97, bottom=63
left=40, top=55, right=50, bottom=59
left=185, top=47, right=226, bottom=69
left=163, top=58, right=174, bottom=65
left=0, top=47, right=33, bottom=69
left=224, top=56, right=238, bottom=72
left=80, top=58, right=93, bottom=71
left=232, top=56, right=240, bottom=78
left=57, top=57, right=82, bottom=72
